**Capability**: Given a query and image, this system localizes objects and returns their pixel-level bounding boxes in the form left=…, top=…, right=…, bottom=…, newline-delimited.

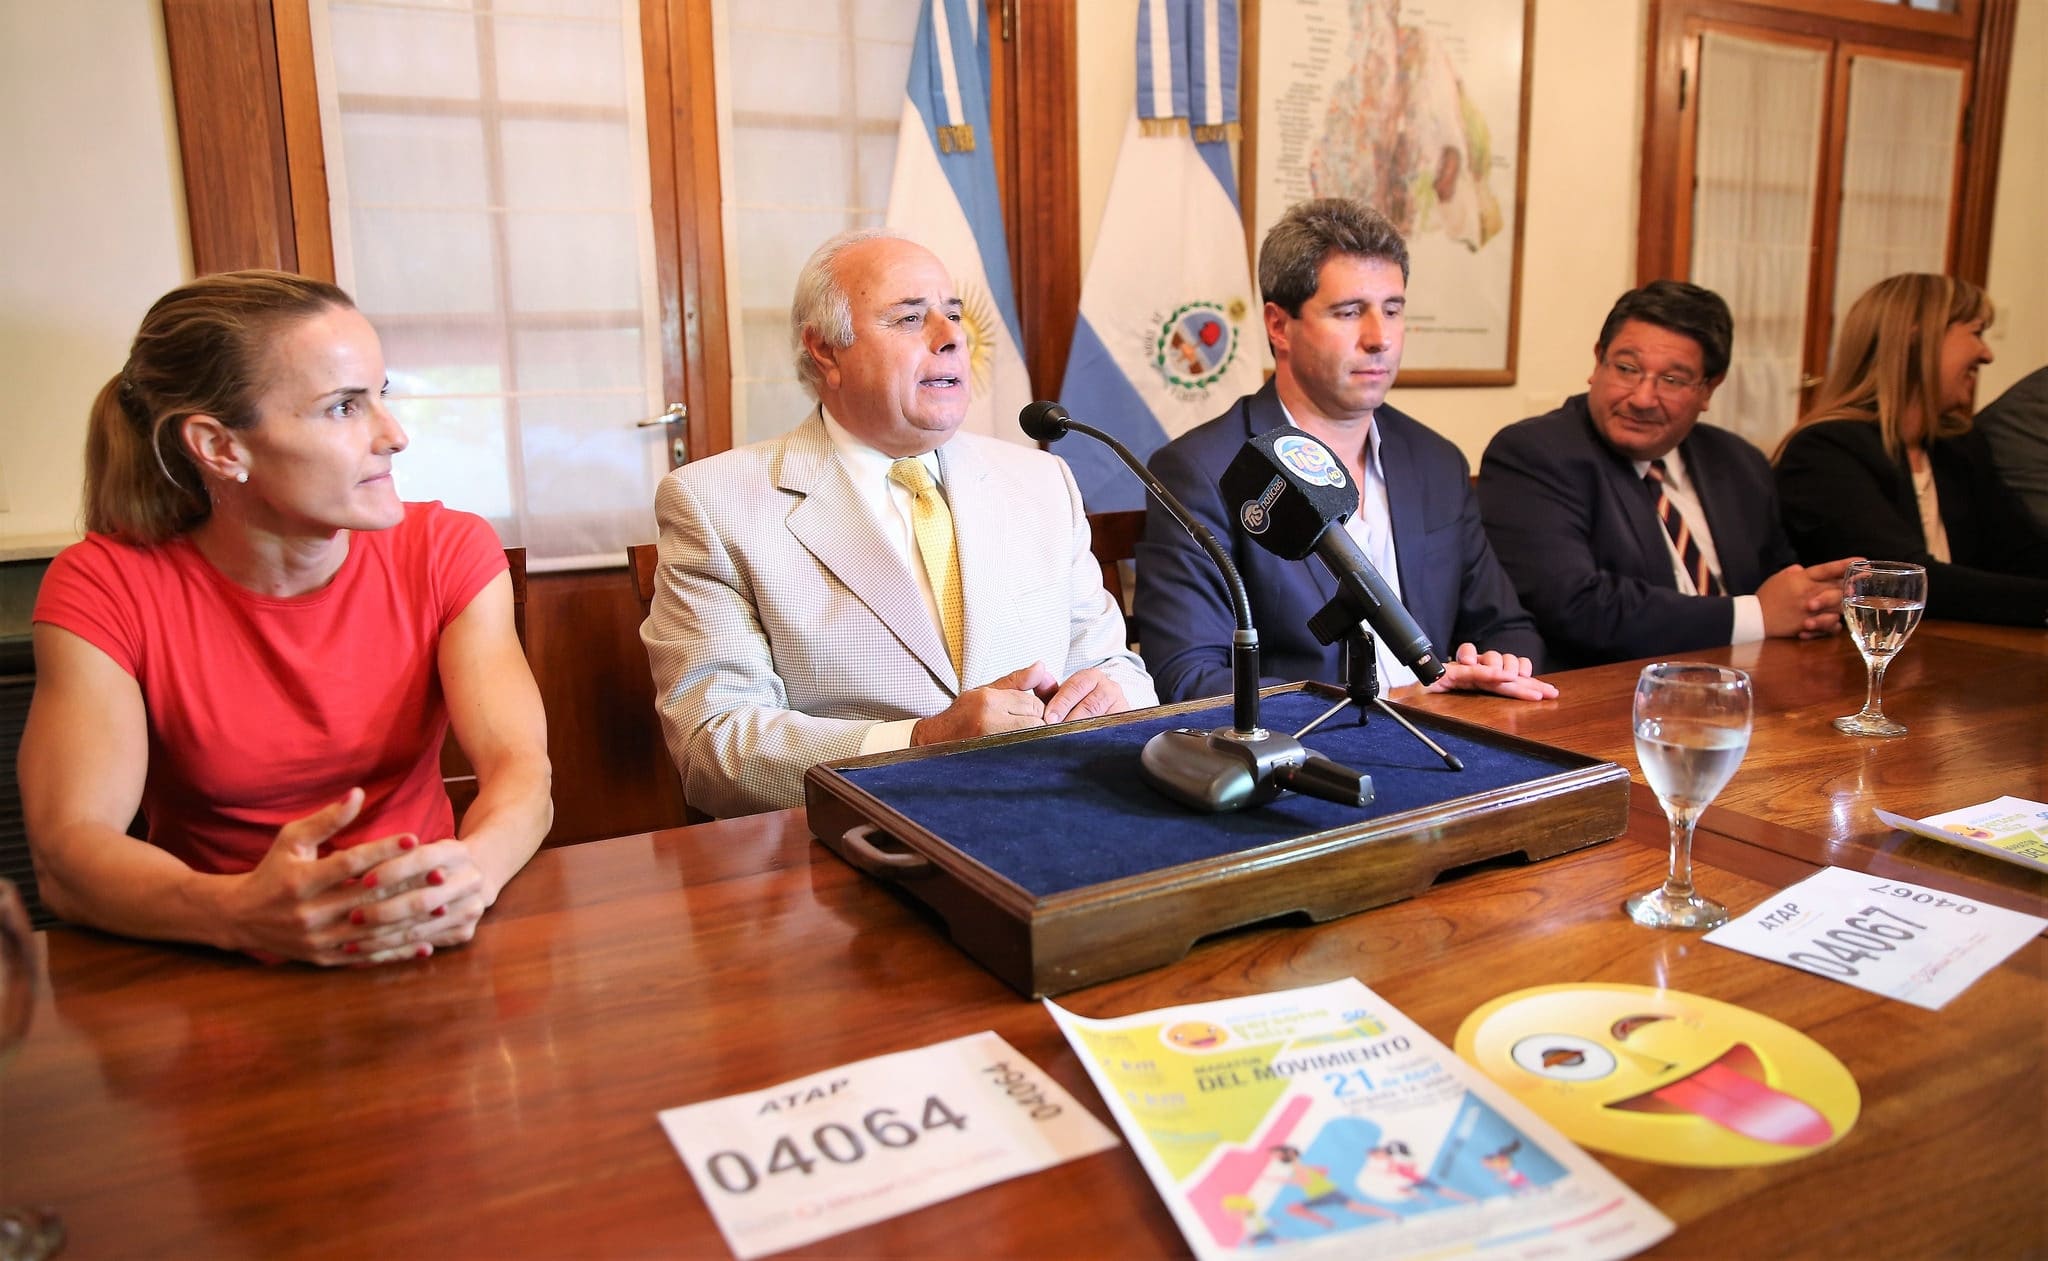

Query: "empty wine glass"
left=1834, top=560, right=1927, bottom=738
left=0, top=879, right=64, bottom=1261
left=1627, top=663, right=1752, bottom=931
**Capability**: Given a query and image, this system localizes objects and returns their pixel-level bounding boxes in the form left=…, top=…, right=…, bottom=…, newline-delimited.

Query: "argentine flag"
left=885, top=0, right=1032, bottom=446
left=1058, top=0, right=1262, bottom=510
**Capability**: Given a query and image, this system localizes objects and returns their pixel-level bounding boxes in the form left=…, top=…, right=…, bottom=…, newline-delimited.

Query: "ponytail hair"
left=84, top=269, right=355, bottom=542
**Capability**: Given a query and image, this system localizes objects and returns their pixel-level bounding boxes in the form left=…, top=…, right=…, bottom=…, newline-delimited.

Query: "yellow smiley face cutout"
left=1162, top=1020, right=1230, bottom=1051
left=1455, top=984, right=1859, bottom=1167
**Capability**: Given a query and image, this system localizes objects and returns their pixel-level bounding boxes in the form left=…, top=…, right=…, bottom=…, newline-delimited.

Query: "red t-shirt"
left=33, top=502, right=506, bottom=874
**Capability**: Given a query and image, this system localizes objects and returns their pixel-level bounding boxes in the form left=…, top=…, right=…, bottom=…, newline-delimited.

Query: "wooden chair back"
left=1085, top=509, right=1146, bottom=648
left=629, top=542, right=658, bottom=611
left=625, top=542, right=710, bottom=823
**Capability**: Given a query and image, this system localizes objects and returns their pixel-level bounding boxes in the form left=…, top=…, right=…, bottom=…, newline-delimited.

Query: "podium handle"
left=838, top=825, right=934, bottom=879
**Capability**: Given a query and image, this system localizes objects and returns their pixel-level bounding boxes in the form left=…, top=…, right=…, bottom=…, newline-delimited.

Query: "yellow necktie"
left=888, top=458, right=964, bottom=674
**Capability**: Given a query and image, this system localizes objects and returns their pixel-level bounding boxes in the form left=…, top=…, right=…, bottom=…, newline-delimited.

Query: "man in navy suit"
left=1136, top=198, right=1553, bottom=705
left=1477, top=281, right=1848, bottom=670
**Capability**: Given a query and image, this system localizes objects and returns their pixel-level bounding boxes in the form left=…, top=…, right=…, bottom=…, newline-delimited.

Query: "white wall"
left=1978, top=0, right=2047, bottom=404
left=1077, top=0, right=2045, bottom=462
left=0, top=0, right=191, bottom=547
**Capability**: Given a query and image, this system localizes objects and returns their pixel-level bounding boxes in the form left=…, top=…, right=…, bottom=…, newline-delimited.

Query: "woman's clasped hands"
left=222, top=788, right=492, bottom=967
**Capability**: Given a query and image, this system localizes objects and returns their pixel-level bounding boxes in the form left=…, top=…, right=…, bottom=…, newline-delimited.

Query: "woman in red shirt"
left=21, top=271, right=552, bottom=966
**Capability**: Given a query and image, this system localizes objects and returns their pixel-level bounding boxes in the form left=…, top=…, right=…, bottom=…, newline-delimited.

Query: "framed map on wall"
left=1246, top=0, right=1533, bottom=384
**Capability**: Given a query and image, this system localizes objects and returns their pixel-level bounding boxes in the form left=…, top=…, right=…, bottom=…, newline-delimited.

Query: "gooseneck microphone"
left=1021, top=401, right=1371, bottom=813
left=1218, top=429, right=1447, bottom=687
left=1020, top=401, right=1259, bottom=735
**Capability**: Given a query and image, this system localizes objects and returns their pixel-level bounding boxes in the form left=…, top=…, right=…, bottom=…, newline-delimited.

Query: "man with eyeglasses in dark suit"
left=1477, top=281, right=1853, bottom=669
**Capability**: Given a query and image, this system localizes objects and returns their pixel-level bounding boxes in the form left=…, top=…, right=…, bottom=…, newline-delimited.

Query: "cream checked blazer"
left=641, top=412, right=1157, bottom=818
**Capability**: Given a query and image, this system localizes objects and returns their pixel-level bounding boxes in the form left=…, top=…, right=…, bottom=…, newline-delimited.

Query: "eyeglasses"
left=1603, top=359, right=1703, bottom=401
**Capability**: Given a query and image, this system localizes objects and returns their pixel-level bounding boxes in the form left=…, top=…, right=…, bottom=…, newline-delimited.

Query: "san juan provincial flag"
left=1058, top=0, right=1262, bottom=510
left=885, top=0, right=1033, bottom=446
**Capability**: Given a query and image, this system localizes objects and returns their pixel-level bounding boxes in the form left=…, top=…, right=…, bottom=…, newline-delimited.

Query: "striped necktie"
left=888, top=458, right=964, bottom=674
left=1645, top=458, right=1722, bottom=597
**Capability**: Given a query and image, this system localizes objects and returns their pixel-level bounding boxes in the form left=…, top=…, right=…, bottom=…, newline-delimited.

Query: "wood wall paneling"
left=651, top=0, right=732, bottom=465
left=271, top=0, right=334, bottom=282
left=1637, top=0, right=1687, bottom=284
left=161, top=0, right=300, bottom=274
left=1953, top=0, right=2016, bottom=280
left=640, top=3, right=689, bottom=459
left=995, top=0, right=1080, bottom=401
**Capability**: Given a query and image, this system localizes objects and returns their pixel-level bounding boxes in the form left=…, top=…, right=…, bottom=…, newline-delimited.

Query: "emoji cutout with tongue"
left=1454, top=984, right=1859, bottom=1167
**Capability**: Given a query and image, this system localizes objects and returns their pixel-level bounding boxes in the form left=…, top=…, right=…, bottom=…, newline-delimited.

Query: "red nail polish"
left=432, top=906, right=446, bottom=918
left=362, top=872, right=378, bottom=890
left=342, top=941, right=359, bottom=954
left=426, top=869, right=445, bottom=887
left=349, top=908, right=366, bottom=926
left=399, top=836, right=418, bottom=851
left=415, top=946, right=430, bottom=959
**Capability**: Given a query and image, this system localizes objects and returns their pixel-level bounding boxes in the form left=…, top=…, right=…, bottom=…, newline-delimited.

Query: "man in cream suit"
left=642, top=229, right=1156, bottom=817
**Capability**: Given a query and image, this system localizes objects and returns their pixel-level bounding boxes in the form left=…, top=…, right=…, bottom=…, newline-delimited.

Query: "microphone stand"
left=1021, top=405, right=1371, bottom=811
left=1293, top=629, right=1464, bottom=772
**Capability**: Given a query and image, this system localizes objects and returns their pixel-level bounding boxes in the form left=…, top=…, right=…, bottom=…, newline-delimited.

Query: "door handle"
left=635, top=402, right=687, bottom=427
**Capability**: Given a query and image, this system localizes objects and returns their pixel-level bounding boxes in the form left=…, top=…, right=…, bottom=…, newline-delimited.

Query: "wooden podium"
left=806, top=685, right=1629, bottom=996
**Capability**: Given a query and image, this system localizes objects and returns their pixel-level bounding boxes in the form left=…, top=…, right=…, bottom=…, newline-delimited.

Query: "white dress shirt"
left=1282, top=404, right=1416, bottom=688
left=1633, top=446, right=1763, bottom=645
left=819, top=406, right=948, bottom=753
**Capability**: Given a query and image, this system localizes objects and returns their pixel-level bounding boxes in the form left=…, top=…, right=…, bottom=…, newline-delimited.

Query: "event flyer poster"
left=1874, top=796, right=2048, bottom=875
left=1047, top=980, right=1671, bottom=1261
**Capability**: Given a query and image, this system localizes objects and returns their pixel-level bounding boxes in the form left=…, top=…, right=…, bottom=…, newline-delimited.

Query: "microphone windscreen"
left=1018, top=401, right=1071, bottom=443
left=1219, top=430, right=1359, bottom=561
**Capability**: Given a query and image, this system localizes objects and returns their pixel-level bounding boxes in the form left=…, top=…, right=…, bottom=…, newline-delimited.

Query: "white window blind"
left=1689, top=30, right=1827, bottom=450
left=1831, top=54, right=1963, bottom=326
left=310, top=0, right=668, bottom=569
left=711, top=0, right=920, bottom=448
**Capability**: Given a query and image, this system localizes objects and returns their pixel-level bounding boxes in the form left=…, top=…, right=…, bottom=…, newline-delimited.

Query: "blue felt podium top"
left=838, top=691, right=1589, bottom=900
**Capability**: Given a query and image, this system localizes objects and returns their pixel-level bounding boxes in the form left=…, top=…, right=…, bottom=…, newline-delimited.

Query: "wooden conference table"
left=3, top=626, right=2043, bottom=1258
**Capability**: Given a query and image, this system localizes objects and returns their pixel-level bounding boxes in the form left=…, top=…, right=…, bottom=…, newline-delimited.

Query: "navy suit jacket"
left=1136, top=381, right=1543, bottom=703
left=1476, top=395, right=1797, bottom=670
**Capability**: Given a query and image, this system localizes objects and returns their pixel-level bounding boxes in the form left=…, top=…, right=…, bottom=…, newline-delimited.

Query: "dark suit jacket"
left=1136, top=381, right=1543, bottom=703
left=1972, top=366, right=2048, bottom=535
left=1476, top=395, right=1797, bottom=669
left=1775, top=418, right=2048, bottom=626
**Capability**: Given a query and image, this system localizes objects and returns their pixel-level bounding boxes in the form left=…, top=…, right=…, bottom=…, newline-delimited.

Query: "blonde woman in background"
left=1774, top=273, right=2048, bottom=626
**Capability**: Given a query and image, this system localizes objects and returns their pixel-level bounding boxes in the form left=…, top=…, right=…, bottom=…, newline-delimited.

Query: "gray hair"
left=1258, top=198, right=1410, bottom=316
left=790, top=227, right=906, bottom=397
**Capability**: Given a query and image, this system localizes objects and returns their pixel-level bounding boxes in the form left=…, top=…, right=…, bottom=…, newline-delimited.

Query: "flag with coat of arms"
left=1057, top=0, right=1262, bottom=510
left=884, top=0, right=1033, bottom=446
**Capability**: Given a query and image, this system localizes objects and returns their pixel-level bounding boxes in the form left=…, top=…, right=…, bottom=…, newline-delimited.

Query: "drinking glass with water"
left=1626, top=663, right=1752, bottom=931
left=1834, top=560, right=1927, bottom=738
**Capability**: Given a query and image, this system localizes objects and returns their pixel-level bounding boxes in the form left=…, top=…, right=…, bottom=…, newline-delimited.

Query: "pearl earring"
left=235, top=471, right=249, bottom=484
